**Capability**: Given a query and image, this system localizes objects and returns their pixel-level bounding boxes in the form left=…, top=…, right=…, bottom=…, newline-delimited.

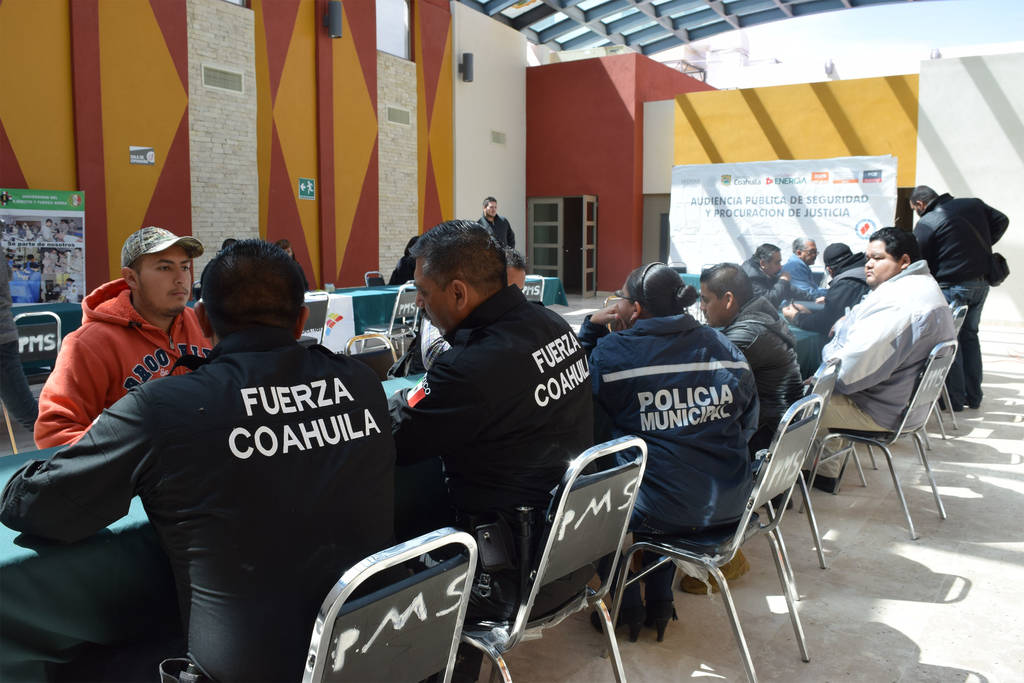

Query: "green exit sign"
left=298, top=177, right=316, bottom=200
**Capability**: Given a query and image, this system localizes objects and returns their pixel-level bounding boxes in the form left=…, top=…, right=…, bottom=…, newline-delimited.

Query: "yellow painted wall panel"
left=428, top=28, right=453, bottom=221
left=273, top=0, right=321, bottom=282
left=99, top=0, right=186, bottom=274
left=0, top=0, right=77, bottom=190
left=675, top=75, right=919, bottom=186
left=331, top=8, right=377, bottom=270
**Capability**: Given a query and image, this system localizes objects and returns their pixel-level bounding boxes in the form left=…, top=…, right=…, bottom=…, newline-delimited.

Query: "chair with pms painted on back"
left=807, top=340, right=958, bottom=541
left=3, top=311, right=62, bottom=453
left=461, top=436, right=648, bottom=683
left=610, top=394, right=826, bottom=683
left=302, top=527, right=478, bottom=683
left=364, top=283, right=419, bottom=357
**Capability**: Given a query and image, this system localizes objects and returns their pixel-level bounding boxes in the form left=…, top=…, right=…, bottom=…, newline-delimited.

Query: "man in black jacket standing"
left=783, top=243, right=870, bottom=337
left=911, top=185, right=1009, bottom=410
left=479, top=196, right=515, bottom=248
left=701, top=263, right=803, bottom=455
left=1, top=241, right=396, bottom=682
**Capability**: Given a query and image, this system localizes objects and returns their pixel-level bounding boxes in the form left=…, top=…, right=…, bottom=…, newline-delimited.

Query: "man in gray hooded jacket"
left=813, top=228, right=954, bottom=489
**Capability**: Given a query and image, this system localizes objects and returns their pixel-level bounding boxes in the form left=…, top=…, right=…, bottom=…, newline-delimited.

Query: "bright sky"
left=654, top=0, right=1024, bottom=86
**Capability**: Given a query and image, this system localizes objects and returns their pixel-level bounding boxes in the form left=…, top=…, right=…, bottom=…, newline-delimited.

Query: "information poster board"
left=669, top=156, right=898, bottom=270
left=1, top=189, right=86, bottom=304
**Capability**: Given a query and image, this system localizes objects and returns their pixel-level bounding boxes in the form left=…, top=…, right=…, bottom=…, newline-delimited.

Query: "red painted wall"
left=526, top=53, right=713, bottom=290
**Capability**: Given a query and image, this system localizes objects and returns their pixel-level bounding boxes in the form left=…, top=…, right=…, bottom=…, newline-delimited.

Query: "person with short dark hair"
left=700, top=263, right=803, bottom=455
left=783, top=243, right=870, bottom=336
left=1, top=261, right=38, bottom=431
left=813, top=227, right=955, bottom=490
left=579, top=262, right=758, bottom=636
left=387, top=235, right=419, bottom=285
left=273, top=238, right=309, bottom=291
left=781, top=237, right=826, bottom=300
left=1, top=239, right=396, bottom=681
left=390, top=220, right=592, bottom=625
left=504, top=247, right=527, bottom=290
left=479, top=196, right=515, bottom=248
left=34, top=226, right=212, bottom=448
left=741, top=243, right=792, bottom=308
left=911, top=185, right=1008, bottom=410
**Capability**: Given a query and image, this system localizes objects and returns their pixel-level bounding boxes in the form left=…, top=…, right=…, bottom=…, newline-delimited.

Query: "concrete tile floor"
left=2, top=297, right=1022, bottom=682
left=503, top=296, right=1024, bottom=683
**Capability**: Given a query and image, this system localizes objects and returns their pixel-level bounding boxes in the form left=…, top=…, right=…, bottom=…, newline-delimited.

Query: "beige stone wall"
left=377, top=52, right=418, bottom=278
left=187, top=0, right=258, bottom=275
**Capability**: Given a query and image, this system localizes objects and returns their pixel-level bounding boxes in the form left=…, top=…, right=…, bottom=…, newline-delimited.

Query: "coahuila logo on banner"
left=720, top=175, right=732, bottom=185
left=766, top=176, right=806, bottom=185
left=856, top=219, right=877, bottom=238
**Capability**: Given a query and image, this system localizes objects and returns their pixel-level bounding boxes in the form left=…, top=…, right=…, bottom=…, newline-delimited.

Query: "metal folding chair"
left=792, top=358, right=843, bottom=569
left=611, top=394, right=825, bottom=683
left=364, top=283, right=418, bottom=357
left=4, top=311, right=63, bottom=453
left=302, top=527, right=477, bottom=683
left=930, top=304, right=968, bottom=439
left=345, top=334, right=397, bottom=381
left=364, top=270, right=386, bottom=287
left=461, top=436, right=648, bottom=683
left=809, top=340, right=958, bottom=541
left=521, top=276, right=545, bottom=303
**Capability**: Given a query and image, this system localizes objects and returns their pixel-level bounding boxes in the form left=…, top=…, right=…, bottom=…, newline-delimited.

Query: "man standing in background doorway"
left=479, top=196, right=515, bottom=249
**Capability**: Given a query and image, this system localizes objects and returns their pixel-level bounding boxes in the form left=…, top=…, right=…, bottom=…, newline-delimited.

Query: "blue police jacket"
left=580, top=313, right=758, bottom=530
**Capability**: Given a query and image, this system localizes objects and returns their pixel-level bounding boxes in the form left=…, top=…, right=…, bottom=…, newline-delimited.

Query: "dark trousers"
left=941, top=280, right=989, bottom=408
left=0, top=339, right=38, bottom=431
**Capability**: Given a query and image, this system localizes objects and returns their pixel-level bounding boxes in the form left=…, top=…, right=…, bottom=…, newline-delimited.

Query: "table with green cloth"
left=0, top=448, right=180, bottom=681
left=790, top=326, right=827, bottom=378
left=0, top=376, right=424, bottom=679
left=538, top=277, right=568, bottom=306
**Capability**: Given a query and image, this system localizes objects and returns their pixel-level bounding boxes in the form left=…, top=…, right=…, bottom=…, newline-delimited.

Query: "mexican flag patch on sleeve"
left=407, top=376, right=430, bottom=407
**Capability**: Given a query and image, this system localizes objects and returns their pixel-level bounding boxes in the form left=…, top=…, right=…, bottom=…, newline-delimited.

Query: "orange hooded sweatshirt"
left=34, top=279, right=212, bottom=448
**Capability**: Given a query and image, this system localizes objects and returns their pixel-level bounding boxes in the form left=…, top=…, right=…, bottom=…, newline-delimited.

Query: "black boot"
left=644, top=601, right=677, bottom=642
left=590, top=605, right=646, bottom=642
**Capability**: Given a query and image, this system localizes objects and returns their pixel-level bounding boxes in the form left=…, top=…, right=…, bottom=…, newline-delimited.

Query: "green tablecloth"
left=791, top=326, right=827, bottom=379
left=540, top=277, right=568, bottom=306
left=0, top=449, right=179, bottom=681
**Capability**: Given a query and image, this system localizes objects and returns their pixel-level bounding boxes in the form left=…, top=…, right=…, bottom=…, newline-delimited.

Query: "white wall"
left=916, top=52, right=1024, bottom=327
left=643, top=100, right=674, bottom=195
left=451, top=2, right=527, bottom=250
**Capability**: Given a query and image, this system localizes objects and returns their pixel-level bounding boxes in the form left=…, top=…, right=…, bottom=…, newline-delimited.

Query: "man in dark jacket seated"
left=783, top=243, right=870, bottom=337
left=701, top=263, right=803, bottom=455
left=1, top=240, right=396, bottom=682
left=389, top=221, right=594, bottom=676
left=741, top=243, right=792, bottom=308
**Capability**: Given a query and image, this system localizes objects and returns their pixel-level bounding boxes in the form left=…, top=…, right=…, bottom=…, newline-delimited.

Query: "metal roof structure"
left=456, top=0, right=929, bottom=58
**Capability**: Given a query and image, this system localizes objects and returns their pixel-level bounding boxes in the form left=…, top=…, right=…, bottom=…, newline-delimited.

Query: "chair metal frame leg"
left=851, top=446, right=868, bottom=487
left=2, top=403, right=18, bottom=455
left=767, top=529, right=809, bottom=663
left=913, top=430, right=948, bottom=520
left=462, top=636, right=513, bottom=683
left=931, top=401, right=949, bottom=440
left=707, top=563, right=758, bottom=683
left=766, top=502, right=800, bottom=602
left=942, top=386, right=959, bottom=431
left=865, top=444, right=878, bottom=470
left=594, top=600, right=627, bottom=683
left=877, top=443, right=918, bottom=541
left=796, top=472, right=828, bottom=569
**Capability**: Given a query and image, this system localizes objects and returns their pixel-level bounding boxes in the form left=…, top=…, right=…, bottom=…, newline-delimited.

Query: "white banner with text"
left=669, top=155, right=898, bottom=270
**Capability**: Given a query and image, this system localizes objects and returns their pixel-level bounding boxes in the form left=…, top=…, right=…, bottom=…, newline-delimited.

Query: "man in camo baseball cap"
left=121, top=226, right=203, bottom=268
